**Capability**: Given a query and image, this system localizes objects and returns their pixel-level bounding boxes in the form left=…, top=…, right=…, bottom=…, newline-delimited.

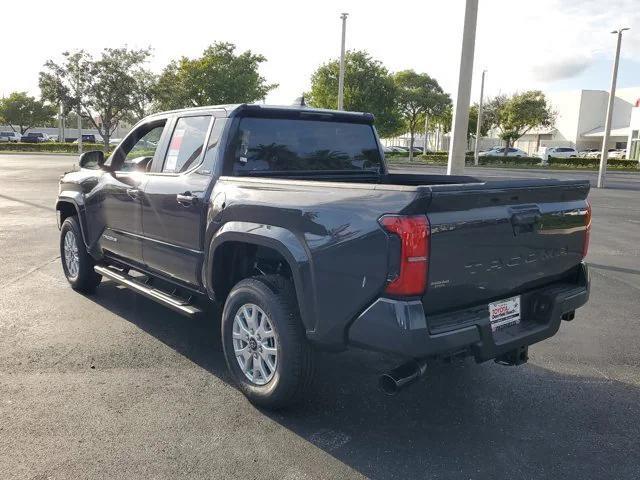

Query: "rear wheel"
left=60, top=216, right=101, bottom=293
left=221, top=275, right=314, bottom=409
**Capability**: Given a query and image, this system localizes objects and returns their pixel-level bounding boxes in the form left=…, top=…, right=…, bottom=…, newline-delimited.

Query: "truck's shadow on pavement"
left=89, top=281, right=640, bottom=480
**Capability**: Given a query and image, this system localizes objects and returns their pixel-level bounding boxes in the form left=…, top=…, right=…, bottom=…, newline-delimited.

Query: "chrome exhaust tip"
left=379, top=359, right=428, bottom=396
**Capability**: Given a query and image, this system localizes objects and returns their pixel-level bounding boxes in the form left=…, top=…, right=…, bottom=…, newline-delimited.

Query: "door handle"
left=126, top=188, right=139, bottom=200
left=176, top=192, right=196, bottom=206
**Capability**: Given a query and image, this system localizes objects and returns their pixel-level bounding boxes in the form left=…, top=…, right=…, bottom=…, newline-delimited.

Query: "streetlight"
left=597, top=27, right=630, bottom=188
left=423, top=114, right=429, bottom=153
left=338, top=13, right=349, bottom=111
left=447, top=0, right=479, bottom=175
left=474, top=69, right=486, bottom=166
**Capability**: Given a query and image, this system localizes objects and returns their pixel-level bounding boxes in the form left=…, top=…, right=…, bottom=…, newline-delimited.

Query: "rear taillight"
left=378, top=214, right=430, bottom=296
left=583, top=200, right=592, bottom=258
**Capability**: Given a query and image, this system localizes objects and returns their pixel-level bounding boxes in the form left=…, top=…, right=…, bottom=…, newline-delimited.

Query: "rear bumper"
left=348, top=263, right=590, bottom=361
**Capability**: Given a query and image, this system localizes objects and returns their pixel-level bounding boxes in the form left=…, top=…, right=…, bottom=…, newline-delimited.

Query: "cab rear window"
left=230, top=117, right=382, bottom=174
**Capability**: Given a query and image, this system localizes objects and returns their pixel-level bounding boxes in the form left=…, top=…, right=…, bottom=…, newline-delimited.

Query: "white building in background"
left=628, top=100, right=640, bottom=161
left=382, top=86, right=640, bottom=160
left=514, top=87, right=640, bottom=157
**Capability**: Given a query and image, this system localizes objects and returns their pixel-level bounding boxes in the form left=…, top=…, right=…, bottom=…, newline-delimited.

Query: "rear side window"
left=163, top=116, right=211, bottom=173
left=230, top=117, right=382, bottom=174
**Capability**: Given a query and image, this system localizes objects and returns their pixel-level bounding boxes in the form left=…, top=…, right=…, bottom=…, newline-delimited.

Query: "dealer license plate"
left=488, top=296, right=521, bottom=332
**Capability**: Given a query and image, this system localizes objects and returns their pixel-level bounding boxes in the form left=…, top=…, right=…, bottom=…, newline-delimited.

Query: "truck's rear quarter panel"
left=215, top=178, right=424, bottom=343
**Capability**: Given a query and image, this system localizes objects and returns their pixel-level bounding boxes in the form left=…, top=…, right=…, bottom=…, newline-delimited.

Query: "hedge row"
left=547, top=157, right=636, bottom=168
left=404, top=154, right=541, bottom=166
left=385, top=150, right=459, bottom=157
left=0, top=142, right=111, bottom=153
left=389, top=154, right=638, bottom=169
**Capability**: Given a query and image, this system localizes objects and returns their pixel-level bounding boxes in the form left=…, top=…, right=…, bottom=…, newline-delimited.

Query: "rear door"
left=140, top=114, right=223, bottom=286
left=420, top=179, right=590, bottom=319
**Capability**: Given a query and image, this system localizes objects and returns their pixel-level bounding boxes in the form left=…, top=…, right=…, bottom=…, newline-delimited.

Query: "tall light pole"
left=447, top=0, right=479, bottom=175
left=597, top=27, right=630, bottom=188
left=338, top=12, right=349, bottom=111
left=423, top=114, right=429, bottom=153
left=474, top=69, right=486, bottom=166
left=58, top=103, right=64, bottom=143
left=75, top=72, right=83, bottom=155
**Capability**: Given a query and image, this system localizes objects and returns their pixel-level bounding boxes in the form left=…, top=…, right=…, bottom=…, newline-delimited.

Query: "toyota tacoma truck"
left=56, top=104, right=591, bottom=408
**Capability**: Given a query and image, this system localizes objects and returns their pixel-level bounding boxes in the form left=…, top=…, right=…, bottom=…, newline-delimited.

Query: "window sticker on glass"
left=165, top=128, right=185, bottom=172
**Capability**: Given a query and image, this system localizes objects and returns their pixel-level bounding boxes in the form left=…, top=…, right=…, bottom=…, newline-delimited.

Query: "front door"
left=141, top=114, right=215, bottom=286
left=96, top=120, right=169, bottom=265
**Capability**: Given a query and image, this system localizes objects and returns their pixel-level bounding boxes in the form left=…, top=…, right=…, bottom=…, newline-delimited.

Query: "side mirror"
left=79, top=150, right=105, bottom=170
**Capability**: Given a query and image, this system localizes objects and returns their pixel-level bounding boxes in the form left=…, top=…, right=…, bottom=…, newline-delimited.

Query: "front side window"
left=120, top=125, right=165, bottom=171
left=106, top=121, right=166, bottom=171
left=230, top=117, right=382, bottom=174
left=163, top=116, right=211, bottom=173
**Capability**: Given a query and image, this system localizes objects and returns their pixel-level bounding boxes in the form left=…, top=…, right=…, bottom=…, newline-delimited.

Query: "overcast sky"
left=1, top=0, right=639, bottom=105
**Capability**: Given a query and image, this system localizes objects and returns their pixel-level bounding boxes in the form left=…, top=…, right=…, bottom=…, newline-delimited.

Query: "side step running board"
left=94, top=265, right=202, bottom=317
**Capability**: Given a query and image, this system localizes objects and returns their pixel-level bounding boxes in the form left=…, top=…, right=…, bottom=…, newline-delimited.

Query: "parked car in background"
left=109, top=138, right=122, bottom=146
left=48, top=134, right=59, bottom=142
left=584, top=149, right=626, bottom=159
left=72, top=134, right=101, bottom=144
left=579, top=149, right=599, bottom=158
left=0, top=131, right=21, bottom=142
left=608, top=149, right=626, bottom=159
left=479, top=147, right=528, bottom=157
left=535, top=147, right=577, bottom=162
left=21, top=132, right=50, bottom=143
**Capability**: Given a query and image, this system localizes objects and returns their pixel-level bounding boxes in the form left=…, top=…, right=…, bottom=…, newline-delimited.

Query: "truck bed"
left=218, top=172, right=590, bottom=348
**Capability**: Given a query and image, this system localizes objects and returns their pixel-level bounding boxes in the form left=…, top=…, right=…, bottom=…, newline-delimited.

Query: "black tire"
left=60, top=216, right=102, bottom=293
left=221, top=275, right=314, bottom=409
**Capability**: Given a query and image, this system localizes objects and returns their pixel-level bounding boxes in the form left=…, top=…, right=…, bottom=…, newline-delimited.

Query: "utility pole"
left=447, top=0, right=479, bottom=175
left=76, top=72, right=83, bottom=155
left=338, top=12, right=349, bottom=111
left=474, top=69, right=486, bottom=165
left=597, top=27, right=630, bottom=188
left=423, top=114, right=429, bottom=153
left=58, top=103, right=64, bottom=143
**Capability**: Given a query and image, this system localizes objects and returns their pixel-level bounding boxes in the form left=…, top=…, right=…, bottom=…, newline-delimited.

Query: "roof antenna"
left=293, top=94, right=306, bottom=107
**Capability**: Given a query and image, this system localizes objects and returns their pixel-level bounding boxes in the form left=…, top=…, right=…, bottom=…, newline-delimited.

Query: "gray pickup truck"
left=56, top=104, right=591, bottom=408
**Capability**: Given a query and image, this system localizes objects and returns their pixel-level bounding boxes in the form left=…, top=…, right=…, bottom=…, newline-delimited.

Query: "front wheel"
left=60, top=216, right=101, bottom=293
left=221, top=275, right=314, bottom=409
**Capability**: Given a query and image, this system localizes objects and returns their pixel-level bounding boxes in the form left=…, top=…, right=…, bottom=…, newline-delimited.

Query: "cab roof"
left=147, top=103, right=375, bottom=124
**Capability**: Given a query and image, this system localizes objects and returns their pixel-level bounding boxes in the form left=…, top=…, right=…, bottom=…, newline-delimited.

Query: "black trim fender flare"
left=56, top=193, right=89, bottom=248
left=206, top=221, right=317, bottom=332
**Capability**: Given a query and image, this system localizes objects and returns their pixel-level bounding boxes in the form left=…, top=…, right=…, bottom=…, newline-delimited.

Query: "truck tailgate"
left=420, top=179, right=590, bottom=320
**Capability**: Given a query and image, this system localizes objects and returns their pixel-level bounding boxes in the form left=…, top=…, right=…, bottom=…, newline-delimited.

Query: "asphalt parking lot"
left=1, top=154, right=639, bottom=479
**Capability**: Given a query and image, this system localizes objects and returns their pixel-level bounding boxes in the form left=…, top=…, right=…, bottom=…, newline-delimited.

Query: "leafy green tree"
left=40, top=47, right=153, bottom=148
left=125, top=70, right=159, bottom=123
left=308, top=50, right=402, bottom=137
left=0, top=92, right=56, bottom=134
left=485, top=91, right=555, bottom=155
left=154, top=42, right=276, bottom=111
left=468, top=104, right=492, bottom=140
left=393, top=70, right=450, bottom=159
